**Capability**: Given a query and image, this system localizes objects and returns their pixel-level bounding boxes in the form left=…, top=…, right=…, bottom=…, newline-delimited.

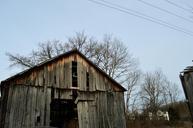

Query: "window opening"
left=72, top=61, right=78, bottom=87
left=86, top=72, right=89, bottom=91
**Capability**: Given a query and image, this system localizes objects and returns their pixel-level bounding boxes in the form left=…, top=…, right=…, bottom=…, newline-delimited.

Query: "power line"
left=137, top=0, right=193, bottom=24
left=87, top=0, right=193, bottom=36
left=89, top=0, right=193, bottom=35
left=100, top=0, right=193, bottom=34
left=164, top=0, right=193, bottom=13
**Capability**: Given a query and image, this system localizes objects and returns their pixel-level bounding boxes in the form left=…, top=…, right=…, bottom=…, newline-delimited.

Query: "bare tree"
left=140, top=70, right=180, bottom=114
left=6, top=40, right=66, bottom=68
left=140, top=71, right=164, bottom=114
left=6, top=32, right=139, bottom=85
left=163, top=81, right=180, bottom=105
left=126, top=70, right=140, bottom=112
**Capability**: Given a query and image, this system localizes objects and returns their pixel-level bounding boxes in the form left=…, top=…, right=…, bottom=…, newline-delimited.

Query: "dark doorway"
left=50, top=99, right=78, bottom=128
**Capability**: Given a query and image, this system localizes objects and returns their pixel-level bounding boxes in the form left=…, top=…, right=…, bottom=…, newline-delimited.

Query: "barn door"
left=50, top=99, right=79, bottom=128
left=77, top=101, right=97, bottom=128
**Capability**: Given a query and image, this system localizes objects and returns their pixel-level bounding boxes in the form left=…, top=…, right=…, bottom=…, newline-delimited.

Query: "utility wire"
left=137, top=0, right=193, bottom=24
left=164, top=0, right=192, bottom=13
left=100, top=0, right=193, bottom=34
left=87, top=0, right=193, bottom=36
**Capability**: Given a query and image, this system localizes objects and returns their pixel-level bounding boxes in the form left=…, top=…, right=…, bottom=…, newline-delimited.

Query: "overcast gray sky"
left=0, top=0, right=193, bottom=99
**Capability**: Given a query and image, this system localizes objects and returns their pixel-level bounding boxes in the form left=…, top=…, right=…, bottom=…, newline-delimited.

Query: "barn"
left=180, top=66, right=193, bottom=120
left=0, top=49, right=126, bottom=128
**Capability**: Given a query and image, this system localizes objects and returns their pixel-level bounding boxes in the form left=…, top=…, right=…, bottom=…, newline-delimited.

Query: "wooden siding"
left=181, top=72, right=193, bottom=119
left=0, top=85, right=126, bottom=128
left=0, top=52, right=126, bottom=128
left=69, top=91, right=126, bottom=128
left=1, top=85, right=50, bottom=128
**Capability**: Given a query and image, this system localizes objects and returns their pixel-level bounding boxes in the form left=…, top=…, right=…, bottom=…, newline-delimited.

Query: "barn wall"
left=0, top=84, right=78, bottom=128
left=1, top=86, right=126, bottom=128
left=183, top=72, right=193, bottom=119
left=0, top=85, right=9, bottom=128
left=0, top=85, right=51, bottom=128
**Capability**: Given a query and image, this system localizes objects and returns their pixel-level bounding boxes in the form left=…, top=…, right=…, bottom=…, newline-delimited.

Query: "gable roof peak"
left=1, top=49, right=126, bottom=91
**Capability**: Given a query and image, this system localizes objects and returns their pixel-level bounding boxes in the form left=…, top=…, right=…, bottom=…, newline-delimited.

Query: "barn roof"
left=1, top=49, right=126, bottom=91
left=180, top=66, right=193, bottom=73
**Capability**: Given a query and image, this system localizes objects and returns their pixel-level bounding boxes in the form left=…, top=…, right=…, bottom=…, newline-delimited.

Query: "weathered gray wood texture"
left=181, top=72, right=193, bottom=120
left=0, top=53, right=126, bottom=128
left=77, top=92, right=126, bottom=128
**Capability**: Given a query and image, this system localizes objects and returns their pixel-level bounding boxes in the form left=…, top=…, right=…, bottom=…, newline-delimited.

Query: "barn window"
left=86, top=72, right=89, bottom=91
left=72, top=61, right=78, bottom=87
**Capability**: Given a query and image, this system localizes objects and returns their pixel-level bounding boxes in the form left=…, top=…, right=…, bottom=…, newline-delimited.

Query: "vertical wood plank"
left=78, top=62, right=83, bottom=90
left=45, top=88, right=51, bottom=125
left=8, top=86, right=16, bottom=128
left=56, top=62, right=60, bottom=88
left=78, top=62, right=87, bottom=91
left=60, top=60, right=65, bottom=88
left=77, top=101, right=89, bottom=128
left=35, top=87, right=41, bottom=127
left=31, top=87, right=37, bottom=127
left=64, top=62, right=72, bottom=88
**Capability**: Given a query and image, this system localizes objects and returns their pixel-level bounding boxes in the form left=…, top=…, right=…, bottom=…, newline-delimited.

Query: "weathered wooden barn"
left=0, top=49, right=126, bottom=128
left=180, top=66, right=193, bottom=120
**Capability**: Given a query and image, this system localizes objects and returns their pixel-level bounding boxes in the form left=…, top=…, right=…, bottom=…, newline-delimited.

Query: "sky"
left=0, top=0, right=193, bottom=99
